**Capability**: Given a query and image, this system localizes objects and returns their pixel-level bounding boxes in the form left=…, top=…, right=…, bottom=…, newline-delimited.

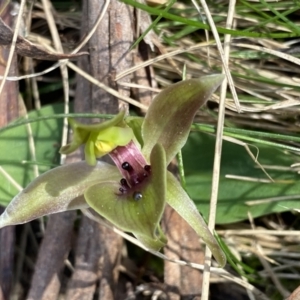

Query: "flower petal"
left=59, top=118, right=90, bottom=154
left=60, top=110, right=127, bottom=155
left=85, top=143, right=167, bottom=250
left=125, top=116, right=144, bottom=147
left=97, top=126, right=133, bottom=145
left=0, top=162, right=121, bottom=228
left=85, top=134, right=97, bottom=165
left=142, top=75, right=224, bottom=164
left=166, top=172, right=226, bottom=267
left=94, top=126, right=134, bottom=157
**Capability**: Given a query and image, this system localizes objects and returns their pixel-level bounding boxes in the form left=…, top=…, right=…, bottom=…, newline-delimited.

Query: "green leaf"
left=142, top=75, right=224, bottom=164
left=183, top=131, right=300, bottom=224
left=166, top=171, right=226, bottom=267
left=0, top=104, right=64, bottom=207
left=85, top=143, right=167, bottom=251
left=0, top=162, right=121, bottom=228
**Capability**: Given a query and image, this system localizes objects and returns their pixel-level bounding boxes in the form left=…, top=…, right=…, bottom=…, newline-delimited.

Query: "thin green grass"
left=121, top=0, right=299, bottom=38
left=3, top=113, right=300, bottom=151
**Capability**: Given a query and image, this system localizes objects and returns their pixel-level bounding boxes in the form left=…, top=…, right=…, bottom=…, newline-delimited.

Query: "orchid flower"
left=0, top=74, right=226, bottom=267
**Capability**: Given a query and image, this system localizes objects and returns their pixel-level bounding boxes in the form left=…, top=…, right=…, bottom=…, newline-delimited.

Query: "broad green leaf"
left=85, top=143, right=167, bottom=251
left=183, top=131, right=300, bottom=224
left=166, top=171, right=226, bottom=267
left=0, top=162, right=121, bottom=228
left=142, top=75, right=224, bottom=164
left=0, top=104, right=64, bottom=207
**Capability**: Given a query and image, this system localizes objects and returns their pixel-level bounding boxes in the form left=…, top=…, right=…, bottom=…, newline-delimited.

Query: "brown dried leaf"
left=0, top=18, right=88, bottom=61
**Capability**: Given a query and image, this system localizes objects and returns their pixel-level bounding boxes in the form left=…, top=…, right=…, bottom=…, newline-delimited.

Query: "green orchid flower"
left=0, top=74, right=226, bottom=267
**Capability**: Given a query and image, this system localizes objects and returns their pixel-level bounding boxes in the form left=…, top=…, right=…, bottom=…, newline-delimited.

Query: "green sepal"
left=135, top=228, right=167, bottom=250
left=85, top=143, right=167, bottom=251
left=0, top=162, right=121, bottom=228
left=125, top=116, right=144, bottom=147
left=166, top=171, right=226, bottom=267
left=142, top=75, right=225, bottom=164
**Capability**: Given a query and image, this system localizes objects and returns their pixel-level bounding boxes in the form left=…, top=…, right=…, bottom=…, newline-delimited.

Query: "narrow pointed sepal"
left=142, top=74, right=225, bottom=164
left=135, top=227, right=167, bottom=251
left=166, top=172, right=226, bottom=267
left=125, top=116, right=144, bottom=147
left=85, top=143, right=167, bottom=251
left=0, top=162, right=121, bottom=228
